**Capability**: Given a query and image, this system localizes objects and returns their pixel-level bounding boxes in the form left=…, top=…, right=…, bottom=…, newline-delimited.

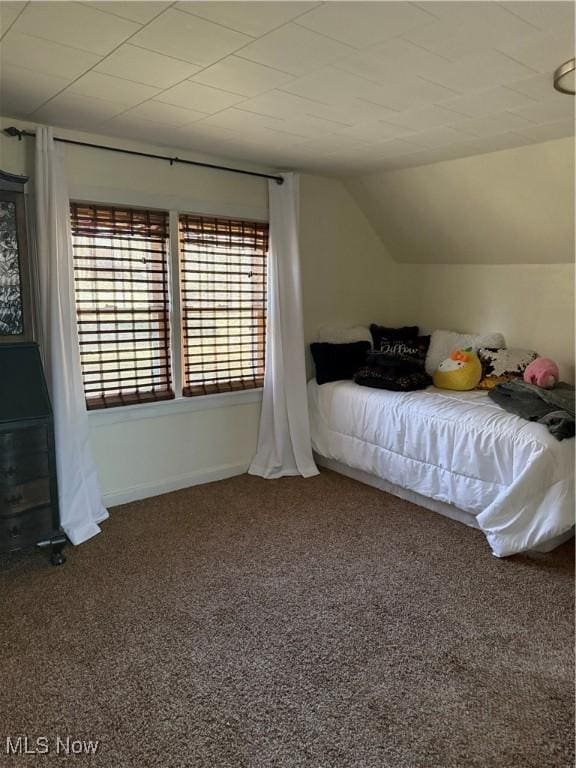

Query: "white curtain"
left=249, top=173, right=318, bottom=479
left=35, top=126, right=108, bottom=545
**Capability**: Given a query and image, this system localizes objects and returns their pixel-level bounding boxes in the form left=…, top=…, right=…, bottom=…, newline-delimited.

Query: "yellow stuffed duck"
left=433, top=347, right=482, bottom=391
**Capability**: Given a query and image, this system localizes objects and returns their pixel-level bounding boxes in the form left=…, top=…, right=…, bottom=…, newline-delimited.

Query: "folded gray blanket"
left=489, top=380, right=575, bottom=440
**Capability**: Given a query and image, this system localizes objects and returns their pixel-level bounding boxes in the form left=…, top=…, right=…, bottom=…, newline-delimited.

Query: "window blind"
left=70, top=203, right=174, bottom=409
left=179, top=214, right=268, bottom=397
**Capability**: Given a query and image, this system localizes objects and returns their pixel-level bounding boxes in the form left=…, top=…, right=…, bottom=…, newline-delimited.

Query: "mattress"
left=308, top=380, right=575, bottom=557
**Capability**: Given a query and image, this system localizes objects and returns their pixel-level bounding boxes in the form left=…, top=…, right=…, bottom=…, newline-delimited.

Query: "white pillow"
left=315, top=324, right=372, bottom=345
left=425, top=330, right=506, bottom=375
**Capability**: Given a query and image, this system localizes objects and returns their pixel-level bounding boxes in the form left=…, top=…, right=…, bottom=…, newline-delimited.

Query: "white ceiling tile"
left=451, top=132, right=534, bottom=156
left=0, top=63, right=69, bottom=115
left=107, top=119, right=242, bottom=155
left=294, top=1, right=436, bottom=49
left=264, top=90, right=400, bottom=126
left=361, top=137, right=423, bottom=159
left=415, top=2, right=504, bottom=23
left=155, top=81, right=245, bottom=113
left=2, top=1, right=572, bottom=174
left=68, top=71, right=161, bottom=107
left=510, top=96, right=575, bottom=124
left=457, top=111, right=537, bottom=138
left=497, top=30, right=575, bottom=74
left=501, top=1, right=575, bottom=35
left=422, top=50, right=537, bottom=92
left=192, top=56, right=294, bottom=97
left=440, top=86, right=538, bottom=118
left=368, top=77, right=459, bottom=111
left=277, top=114, right=351, bottom=139
left=405, top=125, right=479, bottom=150
left=296, top=134, right=370, bottom=155
left=95, top=45, right=201, bottom=89
left=130, top=8, right=252, bottom=66
left=86, top=2, right=169, bottom=24
left=515, top=119, right=574, bottom=142
left=382, top=105, right=470, bottom=131
left=32, top=92, right=128, bottom=127
left=507, top=73, right=563, bottom=101
left=236, top=23, right=353, bottom=76
left=199, top=107, right=289, bottom=133
left=280, top=67, right=395, bottom=107
left=237, top=89, right=377, bottom=127
left=123, top=100, right=208, bottom=126
left=99, top=114, right=218, bottom=149
left=0, top=2, right=27, bottom=37
left=404, top=3, right=541, bottom=61
left=12, top=1, right=139, bottom=55
left=334, top=120, right=412, bottom=143
left=333, top=38, right=452, bottom=84
left=1, top=31, right=100, bottom=79
left=175, top=2, right=319, bottom=37
left=174, top=122, right=240, bottom=145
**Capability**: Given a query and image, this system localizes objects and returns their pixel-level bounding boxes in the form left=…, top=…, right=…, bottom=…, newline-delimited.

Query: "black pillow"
left=310, top=341, right=371, bottom=385
left=367, top=335, right=430, bottom=371
left=370, top=324, right=419, bottom=350
left=354, top=366, right=432, bottom=392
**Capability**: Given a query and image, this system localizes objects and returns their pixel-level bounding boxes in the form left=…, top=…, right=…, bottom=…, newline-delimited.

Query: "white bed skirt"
left=315, top=453, right=574, bottom=555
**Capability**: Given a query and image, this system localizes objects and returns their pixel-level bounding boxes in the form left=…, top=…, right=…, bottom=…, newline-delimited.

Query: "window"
left=71, top=203, right=268, bottom=408
left=71, top=204, right=173, bottom=409
left=179, top=214, right=268, bottom=396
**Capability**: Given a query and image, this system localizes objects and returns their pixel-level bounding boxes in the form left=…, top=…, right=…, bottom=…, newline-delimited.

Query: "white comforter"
left=309, top=380, right=575, bottom=557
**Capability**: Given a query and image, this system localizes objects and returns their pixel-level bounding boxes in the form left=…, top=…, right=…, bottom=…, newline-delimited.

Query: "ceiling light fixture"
left=553, top=57, right=575, bottom=95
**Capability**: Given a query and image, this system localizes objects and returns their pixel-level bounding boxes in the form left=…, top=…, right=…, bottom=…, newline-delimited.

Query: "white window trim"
left=71, top=189, right=268, bottom=418
left=87, top=388, right=263, bottom=426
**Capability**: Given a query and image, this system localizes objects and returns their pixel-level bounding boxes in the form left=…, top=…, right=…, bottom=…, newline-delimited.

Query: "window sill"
left=86, top=388, right=263, bottom=427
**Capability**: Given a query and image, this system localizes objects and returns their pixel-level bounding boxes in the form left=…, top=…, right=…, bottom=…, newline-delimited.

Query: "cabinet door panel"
left=0, top=477, right=51, bottom=517
left=0, top=450, right=49, bottom=485
left=0, top=506, right=55, bottom=552
left=0, top=427, right=48, bottom=455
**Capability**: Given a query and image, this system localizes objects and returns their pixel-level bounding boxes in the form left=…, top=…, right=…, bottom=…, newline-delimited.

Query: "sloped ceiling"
left=0, top=1, right=574, bottom=175
left=345, top=137, right=575, bottom=264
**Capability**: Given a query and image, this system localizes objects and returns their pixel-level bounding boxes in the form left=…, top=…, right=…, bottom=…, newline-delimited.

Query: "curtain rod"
left=3, top=126, right=284, bottom=185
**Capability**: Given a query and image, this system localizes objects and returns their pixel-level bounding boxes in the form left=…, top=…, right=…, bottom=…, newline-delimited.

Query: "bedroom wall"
left=299, top=174, right=398, bottom=373
left=346, top=138, right=575, bottom=381
left=0, top=116, right=392, bottom=504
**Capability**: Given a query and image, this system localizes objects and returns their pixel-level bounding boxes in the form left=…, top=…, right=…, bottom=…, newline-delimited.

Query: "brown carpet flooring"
left=0, top=469, right=574, bottom=768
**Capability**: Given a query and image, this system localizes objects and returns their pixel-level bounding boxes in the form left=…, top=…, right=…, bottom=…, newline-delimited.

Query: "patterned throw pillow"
left=370, top=324, right=419, bottom=350
left=355, top=366, right=431, bottom=392
left=477, top=347, right=539, bottom=390
left=367, top=336, right=430, bottom=371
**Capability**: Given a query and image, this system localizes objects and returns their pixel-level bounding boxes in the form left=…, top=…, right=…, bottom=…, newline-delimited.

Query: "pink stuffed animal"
left=523, top=357, right=559, bottom=389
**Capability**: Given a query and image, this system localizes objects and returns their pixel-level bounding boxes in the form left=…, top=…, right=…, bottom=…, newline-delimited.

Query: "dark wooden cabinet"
left=0, top=343, right=65, bottom=564
left=0, top=170, right=34, bottom=343
left=0, top=167, right=66, bottom=565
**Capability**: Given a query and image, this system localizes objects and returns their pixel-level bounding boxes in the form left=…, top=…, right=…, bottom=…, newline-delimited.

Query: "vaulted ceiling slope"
left=0, top=1, right=574, bottom=175
left=346, top=137, right=575, bottom=264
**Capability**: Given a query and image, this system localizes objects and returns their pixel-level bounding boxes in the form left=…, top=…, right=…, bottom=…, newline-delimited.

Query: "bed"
left=308, top=379, right=575, bottom=557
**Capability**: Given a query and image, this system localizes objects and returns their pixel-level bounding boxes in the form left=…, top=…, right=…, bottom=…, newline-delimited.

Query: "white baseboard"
left=102, top=462, right=250, bottom=508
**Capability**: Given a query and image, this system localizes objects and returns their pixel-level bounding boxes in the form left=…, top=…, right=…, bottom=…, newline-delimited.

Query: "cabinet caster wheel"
left=50, top=551, right=66, bottom=566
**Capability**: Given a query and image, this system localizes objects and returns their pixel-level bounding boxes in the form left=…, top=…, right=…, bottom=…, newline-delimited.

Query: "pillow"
left=425, top=330, right=506, bottom=376
left=368, top=335, right=430, bottom=371
left=355, top=366, right=431, bottom=392
left=433, top=348, right=482, bottom=391
left=315, top=324, right=372, bottom=345
left=370, top=324, right=419, bottom=350
left=310, top=341, right=371, bottom=385
left=477, top=347, right=538, bottom=390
